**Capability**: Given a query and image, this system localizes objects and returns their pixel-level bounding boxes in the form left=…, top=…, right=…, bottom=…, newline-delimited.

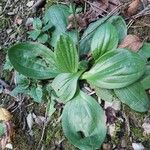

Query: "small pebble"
left=7, top=12, right=15, bottom=15
left=27, top=1, right=34, bottom=7
left=132, top=143, right=144, bottom=150
left=5, top=143, right=13, bottom=149
left=6, top=29, right=12, bottom=34
left=102, top=143, right=111, bottom=150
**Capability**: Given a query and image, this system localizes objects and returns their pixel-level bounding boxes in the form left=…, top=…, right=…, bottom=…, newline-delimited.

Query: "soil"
left=0, top=0, right=150, bottom=150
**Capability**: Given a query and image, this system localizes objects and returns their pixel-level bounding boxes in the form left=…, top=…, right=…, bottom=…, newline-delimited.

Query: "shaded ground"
left=0, top=0, right=150, bottom=150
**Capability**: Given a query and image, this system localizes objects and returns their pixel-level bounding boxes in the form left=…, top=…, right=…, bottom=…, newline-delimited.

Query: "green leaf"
left=91, top=23, right=118, bottom=60
left=80, top=15, right=127, bottom=55
left=55, top=35, right=79, bottom=73
left=33, top=18, right=42, bottom=29
left=11, top=86, right=28, bottom=96
left=3, top=55, right=13, bottom=71
left=0, top=122, right=6, bottom=137
left=30, top=85, right=43, bottom=103
left=107, top=16, right=127, bottom=42
left=16, top=73, right=30, bottom=89
left=78, top=60, right=88, bottom=72
left=44, top=4, right=77, bottom=47
left=114, top=82, right=150, bottom=112
left=8, top=42, right=59, bottom=79
left=37, top=34, right=48, bottom=43
left=52, top=72, right=81, bottom=103
left=94, top=87, right=115, bottom=102
left=10, top=73, right=30, bottom=96
left=42, top=21, right=53, bottom=32
left=141, top=75, right=150, bottom=90
left=47, top=94, right=56, bottom=117
left=62, top=91, right=106, bottom=150
left=79, top=16, right=108, bottom=55
left=82, top=49, right=145, bottom=89
left=28, top=30, right=41, bottom=40
left=138, top=42, right=150, bottom=62
left=140, top=65, right=150, bottom=89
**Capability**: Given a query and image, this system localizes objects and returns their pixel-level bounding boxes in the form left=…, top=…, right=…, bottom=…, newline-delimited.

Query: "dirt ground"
left=0, top=0, right=150, bottom=150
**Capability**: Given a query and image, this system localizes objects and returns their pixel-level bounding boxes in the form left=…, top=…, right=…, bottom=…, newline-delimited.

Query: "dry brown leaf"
left=92, top=0, right=109, bottom=16
left=67, top=14, right=88, bottom=31
left=15, top=16, right=23, bottom=25
left=84, top=0, right=109, bottom=23
left=142, top=117, right=150, bottom=136
left=0, top=108, right=12, bottom=122
left=126, top=0, right=141, bottom=16
left=0, top=108, right=14, bottom=150
left=0, top=121, right=14, bottom=150
left=118, top=34, right=143, bottom=52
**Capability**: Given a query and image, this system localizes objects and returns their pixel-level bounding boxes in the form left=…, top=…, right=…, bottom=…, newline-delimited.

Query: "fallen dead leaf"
left=68, top=0, right=121, bottom=31
left=67, top=14, right=88, bottom=31
left=67, top=0, right=109, bottom=31
left=0, top=108, right=12, bottom=122
left=142, top=116, right=150, bottom=136
left=126, top=0, right=141, bottom=16
left=15, top=16, right=23, bottom=25
left=105, top=107, right=117, bottom=124
left=91, top=0, right=109, bottom=16
left=118, top=34, right=143, bottom=52
left=0, top=108, right=14, bottom=150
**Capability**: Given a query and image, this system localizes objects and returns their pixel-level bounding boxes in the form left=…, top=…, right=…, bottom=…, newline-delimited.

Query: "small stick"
left=32, top=0, right=46, bottom=11
left=84, top=0, right=109, bottom=14
left=36, top=94, right=51, bottom=150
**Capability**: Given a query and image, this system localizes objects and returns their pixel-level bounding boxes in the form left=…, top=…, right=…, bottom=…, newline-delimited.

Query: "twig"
left=31, top=0, right=46, bottom=11
left=2, top=0, right=11, bottom=13
left=133, top=4, right=150, bottom=19
left=122, top=105, right=131, bottom=137
left=36, top=95, right=51, bottom=150
left=84, top=0, right=108, bottom=14
left=127, top=4, right=150, bottom=28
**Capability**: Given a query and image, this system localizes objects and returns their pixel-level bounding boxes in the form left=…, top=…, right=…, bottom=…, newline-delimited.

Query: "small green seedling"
left=7, top=4, right=150, bottom=150
left=28, top=18, right=52, bottom=44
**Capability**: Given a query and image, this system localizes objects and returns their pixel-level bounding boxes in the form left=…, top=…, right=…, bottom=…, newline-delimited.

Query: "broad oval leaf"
left=44, top=4, right=77, bottom=47
left=91, top=23, right=118, bottom=60
left=79, top=16, right=109, bottom=55
left=140, top=65, right=150, bottom=89
left=55, top=35, right=79, bottom=73
left=138, top=42, right=150, bottom=62
left=52, top=72, right=81, bottom=103
left=108, top=16, right=127, bottom=42
left=62, top=91, right=107, bottom=150
left=8, top=42, right=59, bottom=79
left=80, top=15, right=127, bottom=55
left=82, top=49, right=145, bottom=89
left=114, top=82, right=150, bottom=112
left=94, top=87, right=115, bottom=102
